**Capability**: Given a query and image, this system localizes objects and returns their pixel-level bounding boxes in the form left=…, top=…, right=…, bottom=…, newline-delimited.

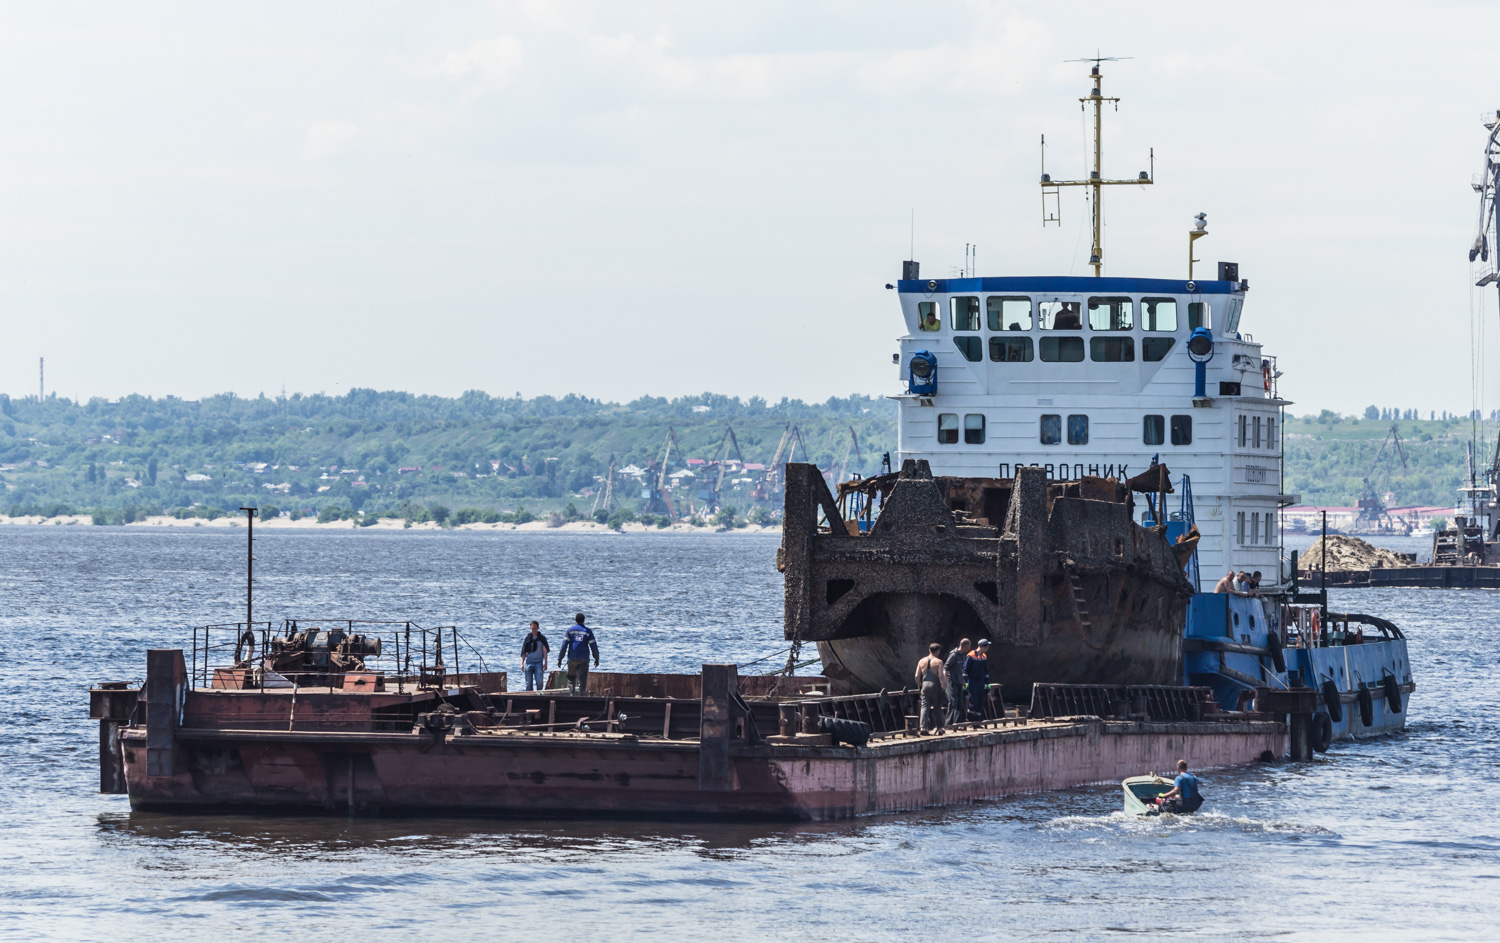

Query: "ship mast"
left=1040, top=57, right=1154, bottom=276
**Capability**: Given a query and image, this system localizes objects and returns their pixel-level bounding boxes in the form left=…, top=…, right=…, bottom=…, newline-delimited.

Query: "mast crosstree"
left=1040, top=56, right=1154, bottom=276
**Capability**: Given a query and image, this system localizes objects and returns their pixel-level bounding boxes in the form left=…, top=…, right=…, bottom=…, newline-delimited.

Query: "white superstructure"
left=891, top=275, right=1290, bottom=586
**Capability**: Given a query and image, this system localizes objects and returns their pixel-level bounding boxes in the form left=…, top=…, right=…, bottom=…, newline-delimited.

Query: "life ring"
left=1263, top=363, right=1272, bottom=392
left=1266, top=629, right=1286, bottom=673
left=1321, top=679, right=1343, bottom=722
left=1309, top=609, right=1321, bottom=645
left=1357, top=687, right=1374, bottom=727
left=1382, top=675, right=1403, bottom=713
left=1310, top=712, right=1334, bottom=753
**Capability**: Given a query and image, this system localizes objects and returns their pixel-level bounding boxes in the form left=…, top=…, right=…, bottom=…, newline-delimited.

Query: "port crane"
left=589, top=454, right=617, bottom=518
left=757, top=423, right=809, bottom=499
left=829, top=426, right=863, bottom=487
left=642, top=428, right=682, bottom=519
left=1353, top=424, right=1408, bottom=535
left=699, top=426, right=747, bottom=513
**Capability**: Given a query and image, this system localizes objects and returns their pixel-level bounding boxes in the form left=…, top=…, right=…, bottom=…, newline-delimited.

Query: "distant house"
left=742, top=463, right=766, bottom=472
left=185, top=473, right=212, bottom=482
left=398, top=466, right=422, bottom=474
left=686, top=459, right=706, bottom=466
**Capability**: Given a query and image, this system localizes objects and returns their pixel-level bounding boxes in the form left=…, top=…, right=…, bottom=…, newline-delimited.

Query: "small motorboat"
left=1122, top=774, right=1176, bottom=816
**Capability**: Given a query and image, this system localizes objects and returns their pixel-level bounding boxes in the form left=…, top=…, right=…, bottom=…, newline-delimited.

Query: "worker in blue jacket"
left=963, top=639, right=991, bottom=720
left=558, top=612, right=601, bottom=694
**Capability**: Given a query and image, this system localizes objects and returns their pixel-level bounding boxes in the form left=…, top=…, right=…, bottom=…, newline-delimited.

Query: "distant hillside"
left=0, top=390, right=895, bottom=524
left=0, top=391, right=1490, bottom=523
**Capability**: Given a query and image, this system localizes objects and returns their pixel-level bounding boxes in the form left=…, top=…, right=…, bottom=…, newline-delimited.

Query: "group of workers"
left=519, top=614, right=601, bottom=694
left=1213, top=569, right=1263, bottom=596
left=913, top=637, right=993, bottom=735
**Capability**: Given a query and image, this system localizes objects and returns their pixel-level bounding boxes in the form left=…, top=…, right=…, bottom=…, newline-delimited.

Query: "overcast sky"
left=3, top=1, right=1499, bottom=414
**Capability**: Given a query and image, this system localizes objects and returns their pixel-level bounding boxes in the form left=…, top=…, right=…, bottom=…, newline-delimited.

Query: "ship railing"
left=189, top=619, right=490, bottom=694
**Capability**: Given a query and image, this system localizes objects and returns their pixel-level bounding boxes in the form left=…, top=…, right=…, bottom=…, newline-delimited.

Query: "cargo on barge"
left=91, top=646, right=1283, bottom=820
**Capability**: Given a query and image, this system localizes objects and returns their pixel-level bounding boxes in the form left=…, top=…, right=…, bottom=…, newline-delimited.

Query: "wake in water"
left=1042, top=810, right=1339, bottom=838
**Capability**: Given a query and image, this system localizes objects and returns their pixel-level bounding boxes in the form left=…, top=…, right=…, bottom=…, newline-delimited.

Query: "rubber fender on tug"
left=1310, top=712, right=1334, bottom=753
left=1382, top=675, right=1403, bottom=713
left=817, top=715, right=872, bottom=748
left=1266, top=630, right=1286, bottom=673
left=1358, top=687, right=1374, bottom=727
left=1321, top=680, right=1343, bottom=723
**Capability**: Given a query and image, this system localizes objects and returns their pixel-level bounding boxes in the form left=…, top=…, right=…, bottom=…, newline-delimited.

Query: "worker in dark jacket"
left=558, top=612, right=600, bottom=694
left=963, top=639, right=991, bottom=721
left=943, top=638, right=972, bottom=726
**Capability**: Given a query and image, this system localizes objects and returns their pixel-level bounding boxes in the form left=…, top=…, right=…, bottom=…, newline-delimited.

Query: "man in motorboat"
left=1152, top=760, right=1204, bottom=814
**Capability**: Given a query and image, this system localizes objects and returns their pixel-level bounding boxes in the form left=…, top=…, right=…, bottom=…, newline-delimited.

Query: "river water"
left=0, top=526, right=1495, bottom=941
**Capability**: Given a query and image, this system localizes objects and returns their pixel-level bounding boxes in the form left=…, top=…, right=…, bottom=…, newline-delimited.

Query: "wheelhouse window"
left=1088, top=297, right=1133, bottom=331
left=1238, top=415, right=1247, bottom=448
left=1237, top=511, right=1246, bottom=545
left=1143, top=415, right=1165, bottom=446
left=953, top=336, right=983, bottom=362
left=1171, top=415, right=1193, bottom=445
left=1187, top=302, right=1210, bottom=330
left=1268, top=418, right=1277, bottom=449
left=964, top=414, right=986, bottom=444
left=937, top=413, right=959, bottom=444
left=1040, top=414, right=1061, bottom=445
left=950, top=296, right=981, bottom=331
left=1040, top=336, right=1085, bottom=362
left=1223, top=297, right=1244, bottom=334
left=990, top=337, right=1034, bottom=362
left=988, top=296, right=1032, bottom=331
left=1264, top=511, right=1276, bottom=543
left=1067, top=415, right=1089, bottom=445
left=1039, top=300, right=1083, bottom=330
left=1142, top=337, right=1175, bottom=361
left=918, top=302, right=941, bottom=332
left=1142, top=298, right=1178, bottom=332
left=1090, top=337, right=1135, bottom=362
left=1254, top=416, right=1262, bottom=449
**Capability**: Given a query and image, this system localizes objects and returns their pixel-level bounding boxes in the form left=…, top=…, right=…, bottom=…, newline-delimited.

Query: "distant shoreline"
left=0, top=515, right=781, bottom=535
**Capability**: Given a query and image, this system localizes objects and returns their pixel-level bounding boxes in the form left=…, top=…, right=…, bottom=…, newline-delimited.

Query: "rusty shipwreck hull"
left=96, top=653, right=1282, bottom=821
left=780, top=461, right=1195, bottom=695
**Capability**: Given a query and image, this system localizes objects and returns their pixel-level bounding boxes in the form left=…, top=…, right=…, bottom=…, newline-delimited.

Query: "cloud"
left=440, top=35, right=524, bottom=84
left=303, top=119, right=359, bottom=159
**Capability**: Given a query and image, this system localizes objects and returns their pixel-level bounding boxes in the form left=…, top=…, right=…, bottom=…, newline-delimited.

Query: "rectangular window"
left=1237, top=511, right=1246, bottom=545
left=1265, top=511, right=1276, bottom=543
left=1170, top=415, right=1193, bottom=445
left=1090, top=337, right=1135, bottom=362
left=937, top=413, right=959, bottom=444
left=988, top=296, right=1032, bottom=331
left=950, top=296, right=981, bottom=331
left=989, top=336, right=1034, bottom=362
left=1251, top=512, right=1261, bottom=545
left=1268, top=418, right=1277, bottom=449
left=1143, top=415, right=1165, bottom=446
left=1040, top=336, right=1085, bottom=362
left=964, top=414, right=986, bottom=444
left=1254, top=416, right=1262, bottom=449
left=953, top=336, right=983, bottom=362
left=1039, top=300, right=1083, bottom=330
left=1187, top=302, right=1210, bottom=330
left=1223, top=297, right=1244, bottom=335
left=918, top=301, right=941, bottom=332
left=1142, top=297, right=1178, bottom=332
left=1040, top=414, right=1061, bottom=445
left=1142, top=337, right=1175, bottom=361
left=1238, top=415, right=1247, bottom=448
left=1088, top=296, right=1133, bottom=331
left=1067, top=414, right=1089, bottom=445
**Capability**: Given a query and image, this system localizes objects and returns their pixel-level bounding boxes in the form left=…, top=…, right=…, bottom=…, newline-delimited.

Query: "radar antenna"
left=1039, top=56, right=1154, bottom=276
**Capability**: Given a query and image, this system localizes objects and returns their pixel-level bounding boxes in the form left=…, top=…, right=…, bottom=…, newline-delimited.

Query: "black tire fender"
left=1322, top=680, right=1343, bottom=722
left=1266, top=630, right=1286, bottom=673
left=1358, top=687, right=1374, bottom=727
left=1383, top=675, right=1403, bottom=713
left=1310, top=712, right=1334, bottom=753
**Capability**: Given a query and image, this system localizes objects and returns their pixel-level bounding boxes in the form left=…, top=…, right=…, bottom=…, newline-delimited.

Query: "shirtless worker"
left=913, top=643, right=949, bottom=735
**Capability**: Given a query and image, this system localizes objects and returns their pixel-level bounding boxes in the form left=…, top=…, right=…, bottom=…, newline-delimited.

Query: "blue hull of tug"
left=1183, top=593, right=1412, bottom=742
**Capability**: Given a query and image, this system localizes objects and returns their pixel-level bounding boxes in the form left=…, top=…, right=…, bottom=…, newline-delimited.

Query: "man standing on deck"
left=558, top=613, right=600, bottom=694
left=944, top=638, right=972, bottom=726
left=520, top=621, right=549, bottom=692
left=964, top=639, right=991, bottom=721
left=1154, top=759, right=1204, bottom=814
left=913, top=643, right=949, bottom=735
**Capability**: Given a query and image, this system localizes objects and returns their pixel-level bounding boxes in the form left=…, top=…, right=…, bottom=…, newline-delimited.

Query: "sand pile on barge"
left=1300, top=535, right=1405, bottom=572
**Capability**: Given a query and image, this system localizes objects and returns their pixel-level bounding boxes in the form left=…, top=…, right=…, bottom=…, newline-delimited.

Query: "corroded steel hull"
left=780, top=461, right=1194, bottom=695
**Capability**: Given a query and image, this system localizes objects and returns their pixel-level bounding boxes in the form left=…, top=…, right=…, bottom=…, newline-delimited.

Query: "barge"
left=91, top=647, right=1283, bottom=820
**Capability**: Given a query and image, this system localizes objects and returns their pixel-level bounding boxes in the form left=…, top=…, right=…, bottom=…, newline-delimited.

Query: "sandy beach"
left=0, top=515, right=781, bottom=535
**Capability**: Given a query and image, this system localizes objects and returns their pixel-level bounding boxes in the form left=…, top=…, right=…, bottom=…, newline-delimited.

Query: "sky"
left=2, top=0, right=1499, bottom=415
